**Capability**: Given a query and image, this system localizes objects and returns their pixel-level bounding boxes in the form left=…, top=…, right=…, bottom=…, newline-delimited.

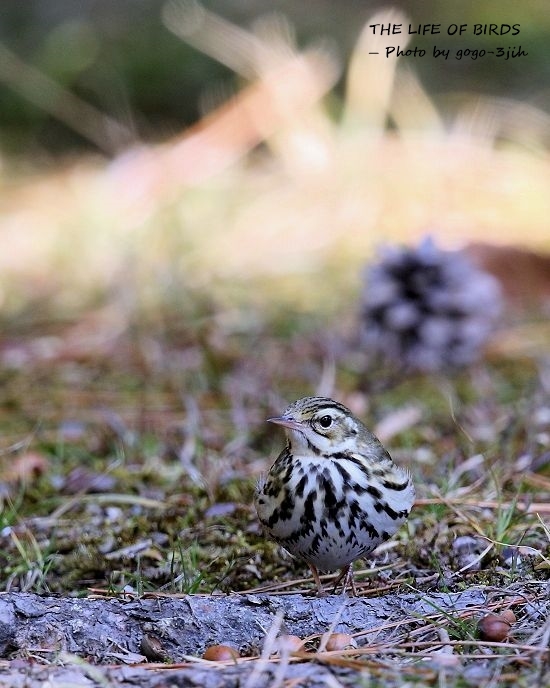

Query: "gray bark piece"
left=0, top=588, right=499, bottom=687
left=0, top=589, right=488, bottom=661
left=0, top=589, right=485, bottom=663
left=0, top=599, right=16, bottom=656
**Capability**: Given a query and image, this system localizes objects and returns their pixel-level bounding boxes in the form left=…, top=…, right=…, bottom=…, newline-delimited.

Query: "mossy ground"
left=0, top=303, right=548, bottom=598
left=0, top=300, right=549, bottom=685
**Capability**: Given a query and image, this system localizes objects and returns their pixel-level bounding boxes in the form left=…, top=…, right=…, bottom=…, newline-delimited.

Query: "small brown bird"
left=254, top=396, right=415, bottom=595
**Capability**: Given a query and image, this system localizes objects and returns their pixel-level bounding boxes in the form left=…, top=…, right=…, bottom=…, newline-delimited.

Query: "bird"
left=254, top=396, right=415, bottom=596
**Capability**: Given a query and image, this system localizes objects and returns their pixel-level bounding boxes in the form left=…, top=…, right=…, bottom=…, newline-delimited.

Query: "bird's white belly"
left=259, top=454, right=413, bottom=572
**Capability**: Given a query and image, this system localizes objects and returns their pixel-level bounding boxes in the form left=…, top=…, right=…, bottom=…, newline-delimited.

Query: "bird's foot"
left=332, top=564, right=357, bottom=596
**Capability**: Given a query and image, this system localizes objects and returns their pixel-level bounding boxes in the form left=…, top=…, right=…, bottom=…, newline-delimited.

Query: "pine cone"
left=361, top=237, right=502, bottom=371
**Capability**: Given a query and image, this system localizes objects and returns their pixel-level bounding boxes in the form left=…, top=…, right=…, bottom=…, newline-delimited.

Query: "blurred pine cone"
left=361, top=238, right=502, bottom=371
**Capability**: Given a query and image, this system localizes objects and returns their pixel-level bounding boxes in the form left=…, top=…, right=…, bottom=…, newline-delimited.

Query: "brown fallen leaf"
left=466, top=242, right=550, bottom=308
left=0, top=451, right=49, bottom=484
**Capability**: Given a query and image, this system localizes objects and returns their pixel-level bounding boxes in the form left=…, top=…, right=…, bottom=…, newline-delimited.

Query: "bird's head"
left=268, top=396, right=363, bottom=455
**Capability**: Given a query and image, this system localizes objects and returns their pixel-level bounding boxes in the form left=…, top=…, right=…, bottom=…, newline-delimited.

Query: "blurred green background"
left=1, top=0, right=548, bottom=157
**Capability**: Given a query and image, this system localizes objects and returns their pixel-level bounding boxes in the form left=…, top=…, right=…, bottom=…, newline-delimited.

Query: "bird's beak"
left=267, top=416, right=303, bottom=432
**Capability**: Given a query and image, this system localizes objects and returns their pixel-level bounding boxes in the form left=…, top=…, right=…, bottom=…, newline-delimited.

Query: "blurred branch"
left=391, top=65, right=443, bottom=135
left=343, top=8, right=409, bottom=133
left=163, top=0, right=266, bottom=79
left=454, top=97, right=550, bottom=150
left=107, top=45, right=338, bottom=214
left=0, top=42, right=134, bottom=155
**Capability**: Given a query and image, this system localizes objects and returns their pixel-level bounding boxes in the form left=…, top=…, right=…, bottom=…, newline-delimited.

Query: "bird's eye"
left=319, top=415, right=332, bottom=429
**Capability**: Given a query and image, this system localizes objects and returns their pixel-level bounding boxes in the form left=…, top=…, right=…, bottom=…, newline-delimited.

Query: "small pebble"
left=501, top=546, right=523, bottom=569
left=452, top=535, right=485, bottom=571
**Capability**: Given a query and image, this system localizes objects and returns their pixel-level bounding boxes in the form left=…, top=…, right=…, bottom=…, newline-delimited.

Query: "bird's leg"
left=308, top=564, right=327, bottom=597
left=332, top=564, right=357, bottom=596
left=345, top=565, right=358, bottom=597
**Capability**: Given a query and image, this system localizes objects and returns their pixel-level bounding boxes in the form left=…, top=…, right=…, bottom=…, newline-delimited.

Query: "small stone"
left=430, top=653, right=460, bottom=668
left=204, top=502, right=238, bottom=518
left=501, top=546, right=523, bottom=569
left=62, top=466, right=116, bottom=494
left=452, top=535, right=486, bottom=571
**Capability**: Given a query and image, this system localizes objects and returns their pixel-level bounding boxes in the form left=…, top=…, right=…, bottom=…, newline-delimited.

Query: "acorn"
left=276, top=634, right=305, bottom=654
left=477, top=613, right=512, bottom=642
left=202, top=644, right=240, bottom=661
left=500, top=609, right=516, bottom=625
left=323, top=633, right=358, bottom=651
